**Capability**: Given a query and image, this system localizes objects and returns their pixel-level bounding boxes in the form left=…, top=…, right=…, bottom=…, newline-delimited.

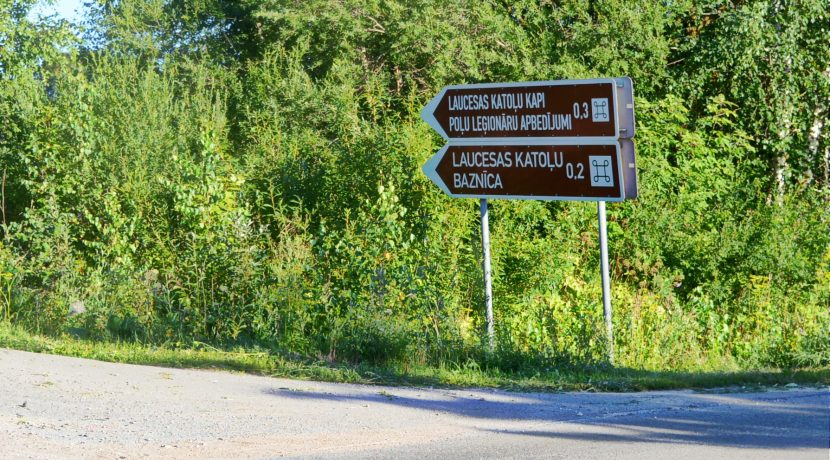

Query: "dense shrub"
left=0, top=0, right=827, bottom=370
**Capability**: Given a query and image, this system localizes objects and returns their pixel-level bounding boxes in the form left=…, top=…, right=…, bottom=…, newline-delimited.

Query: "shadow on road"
left=265, top=385, right=830, bottom=450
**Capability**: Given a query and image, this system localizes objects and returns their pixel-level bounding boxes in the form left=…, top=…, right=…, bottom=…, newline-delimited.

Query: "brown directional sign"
left=422, top=142, right=626, bottom=201
left=421, top=78, right=635, bottom=141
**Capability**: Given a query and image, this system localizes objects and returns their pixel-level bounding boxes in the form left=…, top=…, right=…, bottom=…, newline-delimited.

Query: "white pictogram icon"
left=591, top=98, right=609, bottom=122
left=589, top=156, right=614, bottom=187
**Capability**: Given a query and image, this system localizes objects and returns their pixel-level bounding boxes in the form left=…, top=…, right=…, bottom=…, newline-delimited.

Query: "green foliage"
left=310, top=183, right=468, bottom=364
left=501, top=0, right=675, bottom=96
left=0, top=0, right=827, bottom=375
left=670, top=0, right=830, bottom=190
left=0, top=0, right=75, bottom=228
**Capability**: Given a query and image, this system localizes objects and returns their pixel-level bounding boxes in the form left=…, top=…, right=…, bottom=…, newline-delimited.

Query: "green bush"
left=0, top=0, right=827, bottom=373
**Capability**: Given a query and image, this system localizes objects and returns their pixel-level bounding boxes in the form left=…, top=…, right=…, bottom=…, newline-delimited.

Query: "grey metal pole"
left=480, top=198, right=494, bottom=350
left=598, top=200, right=614, bottom=362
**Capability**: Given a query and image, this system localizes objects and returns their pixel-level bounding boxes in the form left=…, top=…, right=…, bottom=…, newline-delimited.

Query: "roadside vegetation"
left=1, top=0, right=828, bottom=387
left=2, top=322, right=827, bottom=391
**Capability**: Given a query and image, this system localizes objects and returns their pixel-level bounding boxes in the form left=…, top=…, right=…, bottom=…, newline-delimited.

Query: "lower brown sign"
left=422, top=143, right=627, bottom=201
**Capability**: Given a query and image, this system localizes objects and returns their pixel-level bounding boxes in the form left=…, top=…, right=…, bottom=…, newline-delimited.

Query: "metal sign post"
left=480, top=199, right=494, bottom=350
left=598, top=201, right=614, bottom=362
left=421, top=77, right=637, bottom=358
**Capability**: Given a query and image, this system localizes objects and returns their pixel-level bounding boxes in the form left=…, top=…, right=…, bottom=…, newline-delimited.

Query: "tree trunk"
left=774, top=154, right=788, bottom=205
left=815, top=67, right=830, bottom=188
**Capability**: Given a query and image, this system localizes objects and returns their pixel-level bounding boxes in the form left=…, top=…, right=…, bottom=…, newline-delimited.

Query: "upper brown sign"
left=422, top=142, right=626, bottom=201
left=421, top=78, right=635, bottom=141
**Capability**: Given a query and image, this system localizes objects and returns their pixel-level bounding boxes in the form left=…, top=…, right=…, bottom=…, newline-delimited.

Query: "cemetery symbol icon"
left=591, top=98, right=610, bottom=122
left=589, top=156, right=614, bottom=187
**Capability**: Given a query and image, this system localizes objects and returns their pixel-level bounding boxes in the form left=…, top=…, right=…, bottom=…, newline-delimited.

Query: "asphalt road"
left=1, top=348, right=828, bottom=459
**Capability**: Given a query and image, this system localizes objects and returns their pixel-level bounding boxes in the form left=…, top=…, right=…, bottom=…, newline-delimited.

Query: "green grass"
left=1, top=323, right=827, bottom=392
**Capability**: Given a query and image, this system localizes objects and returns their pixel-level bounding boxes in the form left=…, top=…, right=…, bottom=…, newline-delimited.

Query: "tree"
left=669, top=0, right=830, bottom=195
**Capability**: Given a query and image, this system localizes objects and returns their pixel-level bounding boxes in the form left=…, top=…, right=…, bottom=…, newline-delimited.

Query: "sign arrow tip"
left=422, top=145, right=451, bottom=197
left=420, top=89, right=448, bottom=140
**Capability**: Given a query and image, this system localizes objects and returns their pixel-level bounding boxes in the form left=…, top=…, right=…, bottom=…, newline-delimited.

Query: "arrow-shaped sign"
left=420, top=78, right=635, bottom=141
left=422, top=141, right=629, bottom=201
